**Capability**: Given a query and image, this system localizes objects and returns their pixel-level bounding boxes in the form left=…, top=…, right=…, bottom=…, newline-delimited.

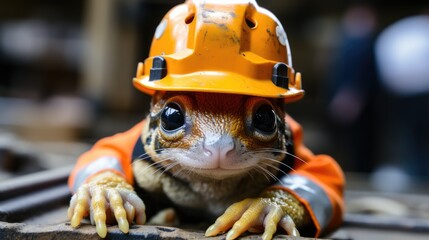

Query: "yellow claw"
left=71, top=208, right=86, bottom=228
left=108, top=189, right=129, bottom=233
left=122, top=191, right=147, bottom=225
left=136, top=213, right=147, bottom=225
left=92, top=188, right=108, bottom=238
left=70, top=186, right=90, bottom=228
left=225, top=200, right=265, bottom=240
left=96, top=220, right=107, bottom=238
left=205, top=198, right=253, bottom=237
left=292, top=228, right=300, bottom=237
left=207, top=193, right=304, bottom=240
left=70, top=213, right=82, bottom=228
left=67, top=195, right=76, bottom=220
left=205, top=224, right=217, bottom=237
left=226, top=229, right=238, bottom=240
left=261, top=206, right=282, bottom=240
left=118, top=218, right=129, bottom=234
left=279, top=215, right=300, bottom=237
left=124, top=202, right=135, bottom=224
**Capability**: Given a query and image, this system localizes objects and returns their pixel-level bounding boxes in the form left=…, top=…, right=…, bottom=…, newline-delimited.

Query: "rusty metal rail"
left=0, top=166, right=72, bottom=222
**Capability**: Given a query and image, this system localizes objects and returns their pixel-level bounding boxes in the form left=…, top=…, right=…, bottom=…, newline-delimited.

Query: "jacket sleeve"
left=68, top=121, right=145, bottom=193
left=269, top=115, right=345, bottom=237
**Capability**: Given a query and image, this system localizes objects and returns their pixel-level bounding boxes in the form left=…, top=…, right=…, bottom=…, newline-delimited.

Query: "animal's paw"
left=205, top=189, right=306, bottom=240
left=148, top=208, right=179, bottom=226
left=68, top=171, right=146, bottom=238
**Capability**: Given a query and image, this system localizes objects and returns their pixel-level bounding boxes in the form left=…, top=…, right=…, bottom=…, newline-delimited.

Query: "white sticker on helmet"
left=276, top=25, right=287, bottom=46
left=155, top=19, right=167, bottom=40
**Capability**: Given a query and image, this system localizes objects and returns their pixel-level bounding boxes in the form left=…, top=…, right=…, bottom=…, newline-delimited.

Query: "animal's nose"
left=203, top=134, right=235, bottom=167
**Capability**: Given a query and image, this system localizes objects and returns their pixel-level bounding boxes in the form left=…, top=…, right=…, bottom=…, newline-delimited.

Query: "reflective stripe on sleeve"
left=73, top=156, right=124, bottom=192
left=278, top=174, right=333, bottom=230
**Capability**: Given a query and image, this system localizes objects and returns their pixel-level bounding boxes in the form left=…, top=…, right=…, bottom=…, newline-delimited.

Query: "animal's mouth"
left=190, top=167, right=250, bottom=180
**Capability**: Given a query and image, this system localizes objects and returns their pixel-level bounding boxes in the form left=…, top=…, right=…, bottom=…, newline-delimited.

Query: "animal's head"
left=142, top=92, right=292, bottom=181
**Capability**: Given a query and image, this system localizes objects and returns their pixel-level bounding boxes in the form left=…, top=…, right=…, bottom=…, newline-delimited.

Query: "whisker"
left=174, top=167, right=194, bottom=179
left=133, top=147, right=180, bottom=166
left=284, top=152, right=308, bottom=165
left=261, top=162, right=289, bottom=179
left=151, top=160, right=174, bottom=176
left=135, top=148, right=164, bottom=160
left=264, top=166, right=282, bottom=183
left=251, top=148, right=308, bottom=165
left=132, top=150, right=168, bottom=168
left=134, top=156, right=179, bottom=179
left=257, top=163, right=280, bottom=181
left=149, top=162, right=174, bottom=181
left=259, top=161, right=288, bottom=184
left=172, top=167, right=185, bottom=178
left=161, top=161, right=181, bottom=175
left=262, top=157, right=297, bottom=173
left=132, top=154, right=155, bottom=163
left=254, top=166, right=271, bottom=182
left=246, top=169, right=255, bottom=181
left=256, top=165, right=281, bottom=183
left=133, top=157, right=172, bottom=173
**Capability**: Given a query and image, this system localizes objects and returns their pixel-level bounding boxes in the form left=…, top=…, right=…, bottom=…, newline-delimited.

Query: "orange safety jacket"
left=68, top=116, right=345, bottom=237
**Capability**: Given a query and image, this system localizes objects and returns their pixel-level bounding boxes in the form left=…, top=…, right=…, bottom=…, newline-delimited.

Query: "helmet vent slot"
left=245, top=17, right=256, bottom=29
left=185, top=13, right=195, bottom=24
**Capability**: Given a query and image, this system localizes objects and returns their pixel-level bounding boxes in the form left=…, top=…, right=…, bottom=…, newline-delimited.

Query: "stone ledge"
left=0, top=221, right=310, bottom=240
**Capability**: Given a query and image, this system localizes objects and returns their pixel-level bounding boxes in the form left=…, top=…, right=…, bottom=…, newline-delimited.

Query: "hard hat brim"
left=133, top=71, right=304, bottom=102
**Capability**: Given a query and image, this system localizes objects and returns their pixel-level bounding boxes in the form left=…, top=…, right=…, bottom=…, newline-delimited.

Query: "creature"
left=67, top=1, right=344, bottom=239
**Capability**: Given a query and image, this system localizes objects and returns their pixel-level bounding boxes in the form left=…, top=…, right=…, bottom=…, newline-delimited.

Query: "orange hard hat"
left=133, top=0, right=304, bottom=102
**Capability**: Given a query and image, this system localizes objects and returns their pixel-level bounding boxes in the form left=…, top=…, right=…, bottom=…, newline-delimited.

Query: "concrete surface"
left=0, top=221, right=310, bottom=240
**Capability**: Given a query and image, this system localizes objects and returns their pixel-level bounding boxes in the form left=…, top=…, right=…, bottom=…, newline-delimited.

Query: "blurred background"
left=1, top=0, right=429, bottom=195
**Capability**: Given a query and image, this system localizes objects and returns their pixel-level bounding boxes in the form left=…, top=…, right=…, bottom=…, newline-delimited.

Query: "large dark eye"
left=253, top=104, right=276, bottom=133
left=161, top=103, right=185, bottom=131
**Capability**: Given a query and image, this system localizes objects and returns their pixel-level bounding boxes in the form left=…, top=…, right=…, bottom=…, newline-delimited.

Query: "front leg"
left=68, top=171, right=146, bottom=238
left=205, top=189, right=309, bottom=240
